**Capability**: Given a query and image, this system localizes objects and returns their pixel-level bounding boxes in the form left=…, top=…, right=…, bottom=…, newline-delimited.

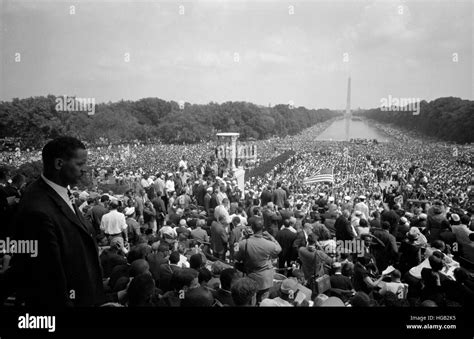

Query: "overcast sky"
left=1, top=0, right=472, bottom=109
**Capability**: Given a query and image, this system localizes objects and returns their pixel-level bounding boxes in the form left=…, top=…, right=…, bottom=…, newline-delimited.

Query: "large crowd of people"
left=0, top=118, right=473, bottom=308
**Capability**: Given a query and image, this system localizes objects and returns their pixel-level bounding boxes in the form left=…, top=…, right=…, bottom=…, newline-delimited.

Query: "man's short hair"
left=100, top=195, right=110, bottom=203
left=169, top=251, right=181, bottom=264
left=250, top=217, right=264, bottom=233
left=130, top=259, right=150, bottom=277
left=127, top=243, right=151, bottom=263
left=42, top=136, right=86, bottom=172
left=220, top=268, right=240, bottom=291
left=197, top=267, right=212, bottom=284
left=127, top=273, right=155, bottom=307
left=428, top=255, right=443, bottom=272
left=189, top=254, right=203, bottom=270
left=181, top=286, right=214, bottom=307
left=170, top=268, right=198, bottom=291
left=231, top=277, right=258, bottom=306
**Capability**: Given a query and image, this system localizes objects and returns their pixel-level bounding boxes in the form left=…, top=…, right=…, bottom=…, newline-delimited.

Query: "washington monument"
left=345, top=76, right=351, bottom=141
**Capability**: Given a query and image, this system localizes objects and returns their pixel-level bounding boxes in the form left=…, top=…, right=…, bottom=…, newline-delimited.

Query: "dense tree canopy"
left=0, top=96, right=337, bottom=147
left=356, top=97, right=474, bottom=144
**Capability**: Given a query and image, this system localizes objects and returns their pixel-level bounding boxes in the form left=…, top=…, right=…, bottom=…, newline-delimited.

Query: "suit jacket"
left=260, top=189, right=273, bottom=206
left=157, top=263, right=182, bottom=292
left=146, top=252, right=169, bottom=284
left=262, top=208, right=282, bottom=235
left=335, top=215, right=354, bottom=241
left=272, top=188, right=287, bottom=208
left=370, top=228, right=398, bottom=271
left=213, top=288, right=235, bottom=306
left=234, top=234, right=281, bottom=290
left=11, top=177, right=104, bottom=309
left=292, top=230, right=308, bottom=251
left=280, top=208, right=294, bottom=221
left=204, top=193, right=211, bottom=214
left=275, top=228, right=297, bottom=261
left=89, top=204, right=109, bottom=234
left=210, top=221, right=228, bottom=254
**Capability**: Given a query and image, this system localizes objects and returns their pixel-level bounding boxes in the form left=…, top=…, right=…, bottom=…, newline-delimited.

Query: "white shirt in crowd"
left=165, top=180, right=175, bottom=193
left=178, top=254, right=190, bottom=268
left=141, top=178, right=150, bottom=188
left=178, top=160, right=188, bottom=170
left=100, top=210, right=128, bottom=235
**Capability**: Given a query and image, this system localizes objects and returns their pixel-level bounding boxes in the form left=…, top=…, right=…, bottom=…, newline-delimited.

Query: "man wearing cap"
left=260, top=278, right=301, bottom=306
left=124, top=206, right=140, bottom=244
left=203, top=186, right=213, bottom=215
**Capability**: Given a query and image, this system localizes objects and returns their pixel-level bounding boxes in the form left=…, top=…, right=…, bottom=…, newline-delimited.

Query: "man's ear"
left=54, top=158, right=64, bottom=171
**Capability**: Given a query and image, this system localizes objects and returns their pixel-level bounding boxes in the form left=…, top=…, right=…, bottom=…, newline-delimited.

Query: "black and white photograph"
left=0, top=0, right=473, bottom=335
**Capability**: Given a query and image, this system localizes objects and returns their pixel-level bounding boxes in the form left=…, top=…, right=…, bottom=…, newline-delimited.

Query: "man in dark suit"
left=272, top=182, right=287, bottom=209
left=370, top=221, right=398, bottom=272
left=275, top=219, right=297, bottom=269
left=210, top=215, right=229, bottom=260
left=10, top=137, right=105, bottom=309
left=260, top=185, right=273, bottom=206
left=89, top=194, right=109, bottom=235
left=279, top=201, right=294, bottom=221
left=212, top=268, right=241, bottom=306
left=157, top=251, right=182, bottom=292
left=262, top=202, right=282, bottom=236
left=335, top=210, right=355, bottom=241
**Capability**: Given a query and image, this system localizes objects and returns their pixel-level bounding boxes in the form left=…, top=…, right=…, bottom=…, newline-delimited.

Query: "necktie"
left=67, top=189, right=77, bottom=214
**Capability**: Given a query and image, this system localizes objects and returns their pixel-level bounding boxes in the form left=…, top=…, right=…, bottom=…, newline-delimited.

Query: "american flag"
left=303, top=167, right=334, bottom=185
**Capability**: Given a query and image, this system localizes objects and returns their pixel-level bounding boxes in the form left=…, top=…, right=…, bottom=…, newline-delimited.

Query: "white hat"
left=344, top=196, right=351, bottom=201
left=328, top=196, right=334, bottom=202
left=359, top=195, right=366, bottom=200
left=451, top=214, right=460, bottom=222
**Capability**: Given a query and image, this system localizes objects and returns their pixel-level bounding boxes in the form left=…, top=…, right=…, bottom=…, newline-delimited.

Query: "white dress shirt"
left=100, top=210, right=127, bottom=235
left=41, top=174, right=75, bottom=214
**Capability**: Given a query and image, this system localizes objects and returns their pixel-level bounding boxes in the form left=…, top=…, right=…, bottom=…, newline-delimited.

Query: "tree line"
left=0, top=96, right=337, bottom=147
left=356, top=97, right=474, bottom=144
